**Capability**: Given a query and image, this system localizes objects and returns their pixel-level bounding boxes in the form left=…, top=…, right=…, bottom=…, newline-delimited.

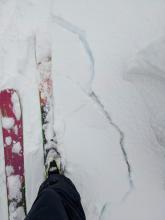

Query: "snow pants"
left=25, top=174, right=86, bottom=220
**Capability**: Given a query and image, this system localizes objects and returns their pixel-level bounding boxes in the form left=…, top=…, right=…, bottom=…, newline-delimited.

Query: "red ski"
left=0, top=89, right=26, bottom=220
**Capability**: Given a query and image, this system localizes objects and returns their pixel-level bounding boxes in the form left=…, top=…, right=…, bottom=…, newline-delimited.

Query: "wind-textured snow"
left=0, top=0, right=165, bottom=220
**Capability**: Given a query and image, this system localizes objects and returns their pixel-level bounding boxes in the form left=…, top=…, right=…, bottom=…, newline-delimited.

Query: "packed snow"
left=0, top=0, right=165, bottom=220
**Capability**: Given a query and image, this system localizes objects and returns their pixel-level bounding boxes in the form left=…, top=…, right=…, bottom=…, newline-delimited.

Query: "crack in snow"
left=99, top=202, right=110, bottom=220
left=52, top=15, right=95, bottom=94
left=90, top=91, right=134, bottom=190
left=52, top=14, right=134, bottom=202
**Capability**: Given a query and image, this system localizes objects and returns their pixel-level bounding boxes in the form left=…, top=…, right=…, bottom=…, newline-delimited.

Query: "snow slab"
left=0, top=0, right=165, bottom=220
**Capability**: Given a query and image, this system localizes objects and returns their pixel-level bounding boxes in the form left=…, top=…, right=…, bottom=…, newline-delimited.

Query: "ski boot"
left=45, top=149, right=61, bottom=177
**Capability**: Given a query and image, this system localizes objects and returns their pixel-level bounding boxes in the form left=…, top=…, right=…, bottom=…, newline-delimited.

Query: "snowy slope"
left=0, top=0, right=165, bottom=219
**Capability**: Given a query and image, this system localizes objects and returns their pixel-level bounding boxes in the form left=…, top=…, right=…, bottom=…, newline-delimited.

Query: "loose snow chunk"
left=7, top=175, right=22, bottom=201
left=6, top=166, right=14, bottom=177
left=5, top=136, right=12, bottom=146
left=11, top=93, right=21, bottom=120
left=2, top=117, right=15, bottom=130
left=12, top=142, right=22, bottom=154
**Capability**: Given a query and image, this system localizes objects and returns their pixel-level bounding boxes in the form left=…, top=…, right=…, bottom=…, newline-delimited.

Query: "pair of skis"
left=0, top=56, right=61, bottom=220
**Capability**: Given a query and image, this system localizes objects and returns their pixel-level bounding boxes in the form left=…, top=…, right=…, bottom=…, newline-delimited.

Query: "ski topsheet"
left=0, top=89, right=26, bottom=220
left=37, top=56, right=62, bottom=173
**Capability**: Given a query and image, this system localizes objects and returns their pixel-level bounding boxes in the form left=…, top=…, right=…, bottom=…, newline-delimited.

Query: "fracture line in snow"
left=90, top=91, right=134, bottom=190
left=52, top=15, right=95, bottom=94
left=52, top=14, right=134, bottom=197
left=99, top=202, right=110, bottom=220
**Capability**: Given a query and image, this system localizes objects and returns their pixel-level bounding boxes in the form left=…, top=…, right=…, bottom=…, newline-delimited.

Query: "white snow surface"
left=0, top=0, right=165, bottom=220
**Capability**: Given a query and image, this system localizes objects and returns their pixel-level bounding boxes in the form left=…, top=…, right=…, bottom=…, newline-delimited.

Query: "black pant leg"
left=25, top=188, right=69, bottom=220
left=25, top=174, right=86, bottom=220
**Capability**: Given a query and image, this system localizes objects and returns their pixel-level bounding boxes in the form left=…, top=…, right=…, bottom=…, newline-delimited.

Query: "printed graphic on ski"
left=0, top=89, right=26, bottom=220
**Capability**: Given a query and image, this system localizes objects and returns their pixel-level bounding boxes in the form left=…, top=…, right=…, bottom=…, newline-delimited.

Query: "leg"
left=25, top=174, right=86, bottom=220
left=25, top=188, right=69, bottom=220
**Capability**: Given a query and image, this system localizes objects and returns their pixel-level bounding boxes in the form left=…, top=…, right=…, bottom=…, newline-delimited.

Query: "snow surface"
left=0, top=0, right=165, bottom=220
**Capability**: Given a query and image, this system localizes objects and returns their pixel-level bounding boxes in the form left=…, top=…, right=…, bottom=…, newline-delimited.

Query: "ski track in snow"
left=52, top=15, right=134, bottom=214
